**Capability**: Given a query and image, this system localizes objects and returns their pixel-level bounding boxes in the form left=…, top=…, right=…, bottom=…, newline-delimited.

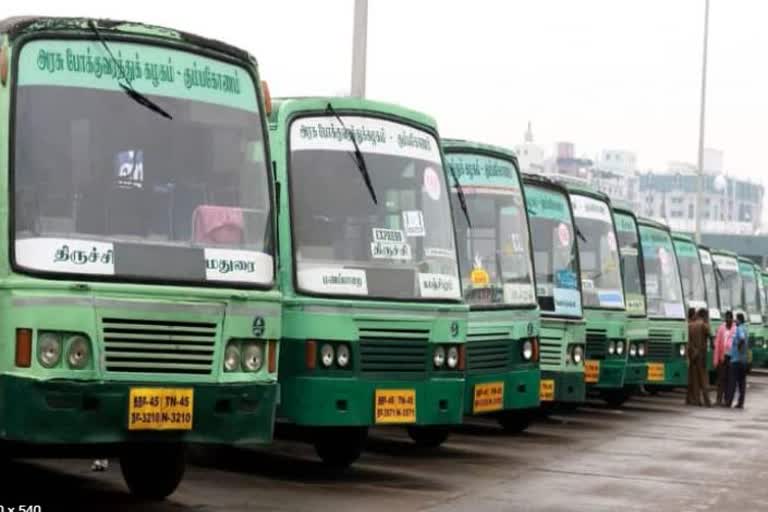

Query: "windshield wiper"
left=576, top=226, right=588, bottom=243
left=326, top=103, right=377, bottom=205
left=88, top=20, right=173, bottom=120
left=449, top=166, right=471, bottom=228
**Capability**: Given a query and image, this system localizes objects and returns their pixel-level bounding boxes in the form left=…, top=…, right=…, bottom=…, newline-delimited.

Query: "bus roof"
left=0, top=16, right=252, bottom=63
left=269, top=96, right=438, bottom=132
left=711, top=248, right=739, bottom=258
left=637, top=216, right=670, bottom=232
left=672, top=232, right=696, bottom=244
left=611, top=202, right=637, bottom=219
left=441, top=138, right=519, bottom=165
left=521, top=172, right=570, bottom=196
left=558, top=179, right=611, bottom=204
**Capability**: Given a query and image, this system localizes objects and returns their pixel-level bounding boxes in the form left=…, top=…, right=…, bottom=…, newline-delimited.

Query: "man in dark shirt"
left=687, top=308, right=712, bottom=407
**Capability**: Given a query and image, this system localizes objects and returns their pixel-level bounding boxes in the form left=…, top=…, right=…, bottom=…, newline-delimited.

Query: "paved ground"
left=3, top=372, right=768, bottom=511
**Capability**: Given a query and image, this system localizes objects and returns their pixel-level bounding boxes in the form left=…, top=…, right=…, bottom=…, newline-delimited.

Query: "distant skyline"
left=7, top=1, right=768, bottom=182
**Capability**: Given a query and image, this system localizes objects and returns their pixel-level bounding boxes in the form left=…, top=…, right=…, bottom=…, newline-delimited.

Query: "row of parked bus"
left=1, top=17, right=766, bottom=501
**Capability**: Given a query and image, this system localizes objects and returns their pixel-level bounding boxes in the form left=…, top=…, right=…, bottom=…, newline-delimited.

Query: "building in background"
left=514, top=125, right=764, bottom=235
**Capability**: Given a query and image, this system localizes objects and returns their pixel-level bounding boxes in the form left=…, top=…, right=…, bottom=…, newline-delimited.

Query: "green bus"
left=564, top=184, right=628, bottom=405
left=613, top=205, right=648, bottom=397
left=673, top=234, right=708, bottom=318
left=761, top=270, right=768, bottom=368
left=739, top=257, right=764, bottom=368
left=522, top=175, right=586, bottom=405
left=442, top=140, right=540, bottom=431
left=269, top=97, right=467, bottom=467
left=0, top=17, right=281, bottom=499
left=638, top=218, right=687, bottom=388
left=698, top=245, right=722, bottom=376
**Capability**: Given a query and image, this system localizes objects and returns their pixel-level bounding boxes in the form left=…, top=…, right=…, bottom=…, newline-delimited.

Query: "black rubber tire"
left=313, top=426, right=367, bottom=470
left=406, top=426, right=450, bottom=448
left=497, top=411, right=533, bottom=433
left=120, top=443, right=186, bottom=501
left=602, top=389, right=630, bottom=409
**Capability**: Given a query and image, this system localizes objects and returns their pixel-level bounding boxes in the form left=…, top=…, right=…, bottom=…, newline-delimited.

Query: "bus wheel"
left=602, top=389, right=630, bottom=409
left=497, top=411, right=533, bottom=433
left=313, top=427, right=367, bottom=470
left=406, top=426, right=450, bottom=448
left=120, top=443, right=186, bottom=501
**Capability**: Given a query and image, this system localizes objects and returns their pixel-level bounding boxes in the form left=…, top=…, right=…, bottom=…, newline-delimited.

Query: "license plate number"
left=539, top=379, right=555, bottom=401
left=647, top=363, right=665, bottom=382
left=473, top=382, right=504, bottom=414
left=584, top=360, right=600, bottom=383
left=128, top=388, right=194, bottom=431
left=374, top=389, right=416, bottom=424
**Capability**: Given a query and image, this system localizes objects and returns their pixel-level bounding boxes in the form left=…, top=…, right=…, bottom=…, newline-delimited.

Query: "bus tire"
left=602, top=389, right=630, bottom=408
left=497, top=411, right=533, bottom=433
left=313, top=427, right=367, bottom=470
left=120, top=443, right=186, bottom=501
left=406, top=426, right=450, bottom=448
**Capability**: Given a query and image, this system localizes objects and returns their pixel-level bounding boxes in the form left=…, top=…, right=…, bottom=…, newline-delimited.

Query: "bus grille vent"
left=648, top=329, right=673, bottom=360
left=357, top=324, right=430, bottom=376
left=466, top=332, right=509, bottom=373
left=586, top=329, right=608, bottom=359
left=102, top=318, right=217, bottom=375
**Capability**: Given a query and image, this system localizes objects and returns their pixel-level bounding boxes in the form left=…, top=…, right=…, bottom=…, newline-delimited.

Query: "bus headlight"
left=38, top=332, right=62, bottom=368
left=433, top=345, right=446, bottom=368
left=572, top=345, right=584, bottom=364
left=522, top=340, right=534, bottom=361
left=320, top=344, right=335, bottom=368
left=608, top=340, right=616, bottom=355
left=243, top=343, right=264, bottom=372
left=447, top=346, right=460, bottom=368
left=224, top=343, right=241, bottom=372
left=336, top=344, right=351, bottom=368
left=615, top=341, right=625, bottom=356
left=638, top=343, right=646, bottom=357
left=67, top=335, right=91, bottom=369
left=629, top=343, right=638, bottom=357
left=679, top=344, right=687, bottom=357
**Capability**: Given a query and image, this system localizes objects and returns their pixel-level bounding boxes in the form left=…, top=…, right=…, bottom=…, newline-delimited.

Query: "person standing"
left=726, top=313, right=748, bottom=408
left=713, top=311, right=736, bottom=406
left=686, top=309, right=712, bottom=406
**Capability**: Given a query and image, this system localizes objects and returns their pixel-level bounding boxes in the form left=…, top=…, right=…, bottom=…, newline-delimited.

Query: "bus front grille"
left=648, top=329, right=673, bottom=360
left=586, top=329, right=608, bottom=359
left=356, top=322, right=430, bottom=375
left=102, top=318, right=217, bottom=374
left=466, top=332, right=509, bottom=374
left=539, top=335, right=565, bottom=367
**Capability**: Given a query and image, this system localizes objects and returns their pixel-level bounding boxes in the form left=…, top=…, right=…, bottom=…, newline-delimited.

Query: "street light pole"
left=695, top=0, right=710, bottom=243
left=350, top=0, right=369, bottom=98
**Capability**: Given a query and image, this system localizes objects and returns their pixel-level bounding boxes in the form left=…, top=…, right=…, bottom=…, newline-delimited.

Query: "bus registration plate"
left=374, top=389, right=416, bottom=424
left=647, top=363, right=665, bottom=382
left=128, top=388, right=194, bottom=431
left=473, top=382, right=504, bottom=413
left=539, top=379, right=555, bottom=401
left=584, top=360, right=600, bottom=383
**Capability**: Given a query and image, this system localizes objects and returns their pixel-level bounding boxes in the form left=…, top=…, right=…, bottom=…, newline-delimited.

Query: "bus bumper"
left=590, top=360, right=626, bottom=390
left=278, top=376, right=464, bottom=427
left=0, top=375, right=278, bottom=445
left=645, top=360, right=687, bottom=387
left=540, top=369, right=585, bottom=403
left=623, top=361, right=648, bottom=385
left=752, top=347, right=768, bottom=368
left=464, top=367, right=540, bottom=415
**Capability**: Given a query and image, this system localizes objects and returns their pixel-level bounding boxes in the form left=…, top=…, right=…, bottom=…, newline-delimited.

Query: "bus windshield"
left=14, top=40, right=273, bottom=285
left=640, top=225, right=685, bottom=320
left=675, top=240, right=707, bottom=311
left=570, top=194, right=624, bottom=309
left=700, top=249, right=721, bottom=320
left=288, top=115, right=460, bottom=300
left=446, top=152, right=535, bottom=308
left=713, top=254, right=741, bottom=314
left=740, top=261, right=761, bottom=322
left=615, top=212, right=645, bottom=316
left=525, top=184, right=582, bottom=317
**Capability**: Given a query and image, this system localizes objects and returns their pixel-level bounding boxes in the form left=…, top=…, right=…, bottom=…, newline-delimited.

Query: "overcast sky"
left=8, top=1, right=767, bottom=181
